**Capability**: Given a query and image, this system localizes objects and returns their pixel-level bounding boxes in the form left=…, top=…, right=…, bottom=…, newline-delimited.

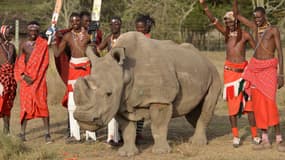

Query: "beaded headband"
left=27, top=24, right=40, bottom=30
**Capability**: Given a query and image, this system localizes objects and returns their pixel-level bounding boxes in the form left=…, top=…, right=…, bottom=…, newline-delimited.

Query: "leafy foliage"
left=0, top=0, right=284, bottom=43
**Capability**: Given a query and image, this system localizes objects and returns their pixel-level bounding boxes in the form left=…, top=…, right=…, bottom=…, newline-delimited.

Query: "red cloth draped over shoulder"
left=0, top=63, right=17, bottom=117
left=95, top=29, right=103, bottom=45
left=14, top=36, right=49, bottom=123
left=55, top=29, right=72, bottom=85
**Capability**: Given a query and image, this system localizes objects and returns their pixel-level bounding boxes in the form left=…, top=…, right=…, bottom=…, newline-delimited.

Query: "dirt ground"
left=1, top=50, right=285, bottom=160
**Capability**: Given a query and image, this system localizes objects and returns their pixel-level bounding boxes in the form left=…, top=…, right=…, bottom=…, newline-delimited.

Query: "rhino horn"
left=74, top=78, right=92, bottom=106
left=86, top=45, right=98, bottom=73
left=110, top=47, right=125, bottom=65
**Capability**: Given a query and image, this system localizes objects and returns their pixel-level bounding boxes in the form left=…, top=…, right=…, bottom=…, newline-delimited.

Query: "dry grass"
left=0, top=50, right=285, bottom=159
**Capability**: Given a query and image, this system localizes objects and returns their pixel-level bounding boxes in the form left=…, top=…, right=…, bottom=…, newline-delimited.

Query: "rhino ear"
left=110, top=47, right=125, bottom=65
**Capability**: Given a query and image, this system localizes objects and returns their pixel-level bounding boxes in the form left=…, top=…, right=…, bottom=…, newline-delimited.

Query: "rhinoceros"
left=73, top=32, right=221, bottom=156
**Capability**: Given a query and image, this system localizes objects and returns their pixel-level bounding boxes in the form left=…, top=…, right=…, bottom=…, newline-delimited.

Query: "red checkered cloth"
left=242, top=57, right=278, bottom=101
left=0, top=63, right=17, bottom=117
left=14, top=36, right=49, bottom=123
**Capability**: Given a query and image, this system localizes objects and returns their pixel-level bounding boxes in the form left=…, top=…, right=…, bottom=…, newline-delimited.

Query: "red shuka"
left=242, top=57, right=279, bottom=129
left=223, top=60, right=252, bottom=116
left=0, top=63, right=17, bottom=117
left=14, top=36, right=49, bottom=123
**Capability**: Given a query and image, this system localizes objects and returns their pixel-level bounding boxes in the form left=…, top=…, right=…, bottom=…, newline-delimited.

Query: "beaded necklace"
left=257, top=21, right=271, bottom=34
left=71, top=30, right=84, bottom=42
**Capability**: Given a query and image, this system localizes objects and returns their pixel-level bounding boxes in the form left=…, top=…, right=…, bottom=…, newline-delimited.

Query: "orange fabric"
left=251, top=88, right=279, bottom=129
left=224, top=61, right=251, bottom=115
left=61, top=59, right=91, bottom=107
left=242, top=57, right=278, bottom=101
left=14, top=36, right=49, bottom=123
left=144, top=33, right=151, bottom=38
left=0, top=63, right=17, bottom=117
left=250, top=126, right=258, bottom=137
left=232, top=127, right=239, bottom=137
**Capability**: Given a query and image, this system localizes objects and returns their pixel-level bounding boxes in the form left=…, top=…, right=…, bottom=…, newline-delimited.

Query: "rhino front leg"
left=117, top=115, right=139, bottom=156
left=150, top=103, right=172, bottom=154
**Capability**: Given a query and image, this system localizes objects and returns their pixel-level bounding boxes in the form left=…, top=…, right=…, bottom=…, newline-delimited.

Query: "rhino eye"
left=106, top=92, right=112, bottom=96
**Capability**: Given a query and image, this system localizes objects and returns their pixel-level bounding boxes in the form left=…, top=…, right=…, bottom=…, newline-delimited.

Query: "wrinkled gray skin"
left=74, top=32, right=221, bottom=156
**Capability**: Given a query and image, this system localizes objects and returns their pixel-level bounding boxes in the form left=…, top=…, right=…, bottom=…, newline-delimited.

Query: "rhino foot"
left=152, top=144, right=171, bottom=154
left=189, top=135, right=207, bottom=146
left=118, top=145, right=139, bottom=157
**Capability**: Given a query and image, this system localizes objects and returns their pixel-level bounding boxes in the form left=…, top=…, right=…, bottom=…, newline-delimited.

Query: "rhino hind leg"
left=117, top=115, right=139, bottom=156
left=185, top=99, right=204, bottom=128
left=187, top=76, right=221, bottom=146
left=150, top=103, right=172, bottom=154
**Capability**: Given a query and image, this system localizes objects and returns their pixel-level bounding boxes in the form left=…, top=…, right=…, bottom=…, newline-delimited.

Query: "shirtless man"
left=234, top=0, right=285, bottom=151
left=80, top=11, right=102, bottom=57
left=97, top=16, right=122, bottom=52
left=0, top=25, right=17, bottom=135
left=51, top=12, right=96, bottom=144
left=200, top=0, right=260, bottom=148
left=14, top=21, right=51, bottom=143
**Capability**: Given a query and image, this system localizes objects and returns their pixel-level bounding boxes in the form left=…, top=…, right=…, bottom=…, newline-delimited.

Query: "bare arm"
left=199, top=0, right=226, bottom=34
left=233, top=0, right=256, bottom=31
left=16, top=41, right=33, bottom=85
left=274, top=28, right=284, bottom=74
left=97, top=35, right=111, bottom=51
left=245, top=31, right=256, bottom=49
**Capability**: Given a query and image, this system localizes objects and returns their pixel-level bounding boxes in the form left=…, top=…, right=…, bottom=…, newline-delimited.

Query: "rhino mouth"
left=76, top=119, right=104, bottom=131
left=74, top=110, right=105, bottom=131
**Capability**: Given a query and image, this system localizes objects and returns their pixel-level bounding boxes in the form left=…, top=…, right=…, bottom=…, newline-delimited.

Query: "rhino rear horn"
left=110, top=47, right=125, bottom=65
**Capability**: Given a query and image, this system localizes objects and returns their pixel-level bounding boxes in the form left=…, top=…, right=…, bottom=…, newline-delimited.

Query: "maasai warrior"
left=79, top=11, right=102, bottom=57
left=14, top=21, right=52, bottom=143
left=200, top=0, right=260, bottom=148
left=97, top=16, right=122, bottom=146
left=135, top=14, right=155, bottom=38
left=97, top=16, right=121, bottom=52
left=134, top=14, right=155, bottom=144
left=51, top=12, right=96, bottom=144
left=234, top=0, right=285, bottom=151
left=0, top=25, right=17, bottom=135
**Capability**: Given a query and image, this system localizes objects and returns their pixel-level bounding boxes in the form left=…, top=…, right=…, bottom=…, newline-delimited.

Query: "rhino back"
left=115, top=32, right=216, bottom=112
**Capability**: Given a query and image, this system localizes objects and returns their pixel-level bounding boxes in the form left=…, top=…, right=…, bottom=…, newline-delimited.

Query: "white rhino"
left=73, top=32, right=221, bottom=156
